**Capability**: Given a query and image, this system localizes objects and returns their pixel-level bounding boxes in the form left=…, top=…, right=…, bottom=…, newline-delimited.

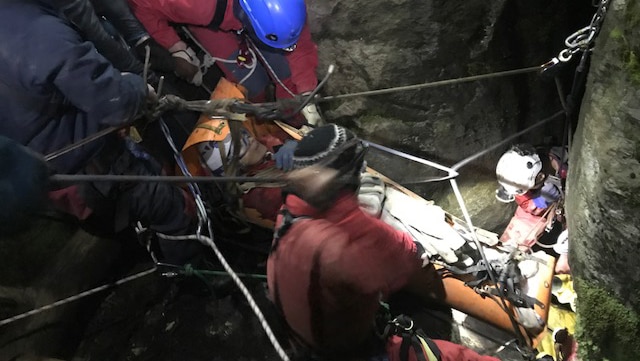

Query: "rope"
left=317, top=66, right=543, bottom=102
left=154, top=117, right=291, bottom=361
left=451, top=110, right=565, bottom=171
left=0, top=267, right=156, bottom=327
left=44, top=125, right=124, bottom=161
left=449, top=179, right=534, bottom=356
left=368, top=142, right=458, bottom=176
left=49, top=109, right=564, bottom=189
left=245, top=36, right=297, bottom=98
left=156, top=230, right=290, bottom=361
left=181, top=26, right=258, bottom=86
left=159, top=263, right=267, bottom=280
left=42, top=64, right=545, bottom=164
left=50, top=174, right=285, bottom=184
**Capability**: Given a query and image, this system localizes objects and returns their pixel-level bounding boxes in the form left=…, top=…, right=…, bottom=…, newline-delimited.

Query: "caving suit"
left=127, top=0, right=319, bottom=101
left=500, top=178, right=563, bottom=249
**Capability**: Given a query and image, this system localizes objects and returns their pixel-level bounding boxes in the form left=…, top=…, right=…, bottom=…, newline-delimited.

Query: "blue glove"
left=274, top=140, right=298, bottom=171
left=532, top=195, right=549, bottom=209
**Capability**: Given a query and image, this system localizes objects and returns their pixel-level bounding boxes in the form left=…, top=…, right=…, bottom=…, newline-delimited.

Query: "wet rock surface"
left=73, top=271, right=283, bottom=361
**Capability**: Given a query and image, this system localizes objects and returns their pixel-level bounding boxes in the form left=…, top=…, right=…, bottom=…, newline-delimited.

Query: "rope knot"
left=183, top=263, right=196, bottom=277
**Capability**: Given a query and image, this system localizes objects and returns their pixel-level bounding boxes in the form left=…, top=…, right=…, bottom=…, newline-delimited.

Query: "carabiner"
left=540, top=57, right=561, bottom=74
left=565, top=26, right=591, bottom=49
left=390, top=317, right=414, bottom=331
left=558, top=48, right=577, bottom=63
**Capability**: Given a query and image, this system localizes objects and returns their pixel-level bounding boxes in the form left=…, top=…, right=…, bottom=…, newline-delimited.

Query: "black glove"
left=54, top=0, right=145, bottom=74
left=134, top=37, right=176, bottom=73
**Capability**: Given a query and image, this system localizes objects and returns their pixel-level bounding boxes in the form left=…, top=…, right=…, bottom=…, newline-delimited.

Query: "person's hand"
left=541, top=179, right=562, bottom=202
left=135, top=37, right=176, bottom=73
left=358, top=173, right=385, bottom=218
left=301, top=102, right=325, bottom=126
left=274, top=140, right=298, bottom=171
left=171, top=48, right=202, bottom=86
left=299, top=92, right=325, bottom=126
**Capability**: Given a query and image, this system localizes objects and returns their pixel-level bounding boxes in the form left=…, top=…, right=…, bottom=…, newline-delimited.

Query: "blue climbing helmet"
left=237, top=0, right=307, bottom=50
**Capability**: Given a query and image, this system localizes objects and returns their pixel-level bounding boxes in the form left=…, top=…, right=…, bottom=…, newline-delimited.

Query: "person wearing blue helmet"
left=237, top=0, right=307, bottom=50
left=127, top=0, right=322, bottom=125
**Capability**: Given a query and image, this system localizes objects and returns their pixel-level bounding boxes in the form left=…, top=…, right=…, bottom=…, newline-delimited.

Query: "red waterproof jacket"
left=127, top=0, right=319, bottom=93
left=267, top=192, right=422, bottom=353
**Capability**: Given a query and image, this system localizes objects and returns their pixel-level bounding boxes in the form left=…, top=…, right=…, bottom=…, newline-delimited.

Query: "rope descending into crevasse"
left=157, top=230, right=290, bottom=361
left=449, top=178, right=534, bottom=353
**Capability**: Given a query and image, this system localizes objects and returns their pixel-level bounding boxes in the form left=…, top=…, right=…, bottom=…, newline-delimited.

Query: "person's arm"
left=0, top=136, right=50, bottom=235
left=91, top=0, right=148, bottom=46
left=336, top=198, right=422, bottom=295
left=285, top=23, right=319, bottom=94
left=127, top=0, right=180, bottom=49
left=53, top=0, right=145, bottom=74
left=32, top=17, right=147, bottom=126
left=128, top=0, right=217, bottom=49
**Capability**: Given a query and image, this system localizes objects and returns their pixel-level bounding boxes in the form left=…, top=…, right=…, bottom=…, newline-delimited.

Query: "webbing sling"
left=270, top=206, right=311, bottom=253
left=269, top=212, right=329, bottom=361
left=207, top=0, right=227, bottom=30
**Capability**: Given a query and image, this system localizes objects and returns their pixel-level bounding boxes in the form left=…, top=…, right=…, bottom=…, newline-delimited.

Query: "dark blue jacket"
left=0, top=0, right=147, bottom=174
left=0, top=135, right=49, bottom=234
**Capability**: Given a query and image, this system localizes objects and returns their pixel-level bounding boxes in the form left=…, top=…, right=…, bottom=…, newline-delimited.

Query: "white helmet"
left=495, top=147, right=543, bottom=202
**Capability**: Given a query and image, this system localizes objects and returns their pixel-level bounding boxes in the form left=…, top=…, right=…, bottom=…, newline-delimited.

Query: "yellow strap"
left=417, top=335, right=440, bottom=361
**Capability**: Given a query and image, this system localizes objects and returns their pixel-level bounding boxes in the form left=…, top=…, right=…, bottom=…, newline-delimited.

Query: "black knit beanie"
left=292, top=124, right=358, bottom=170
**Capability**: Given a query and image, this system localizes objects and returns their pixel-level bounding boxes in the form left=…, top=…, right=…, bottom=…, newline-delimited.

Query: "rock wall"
left=565, top=0, right=640, bottom=359
left=307, top=0, right=593, bottom=232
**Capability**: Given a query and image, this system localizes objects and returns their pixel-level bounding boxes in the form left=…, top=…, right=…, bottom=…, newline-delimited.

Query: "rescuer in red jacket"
left=127, top=0, right=322, bottom=125
left=267, top=124, right=501, bottom=361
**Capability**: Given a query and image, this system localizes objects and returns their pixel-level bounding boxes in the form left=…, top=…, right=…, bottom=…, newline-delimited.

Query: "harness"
left=375, top=311, right=441, bottom=361
left=207, top=0, right=227, bottom=30
left=270, top=205, right=310, bottom=253
left=442, top=253, right=544, bottom=310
